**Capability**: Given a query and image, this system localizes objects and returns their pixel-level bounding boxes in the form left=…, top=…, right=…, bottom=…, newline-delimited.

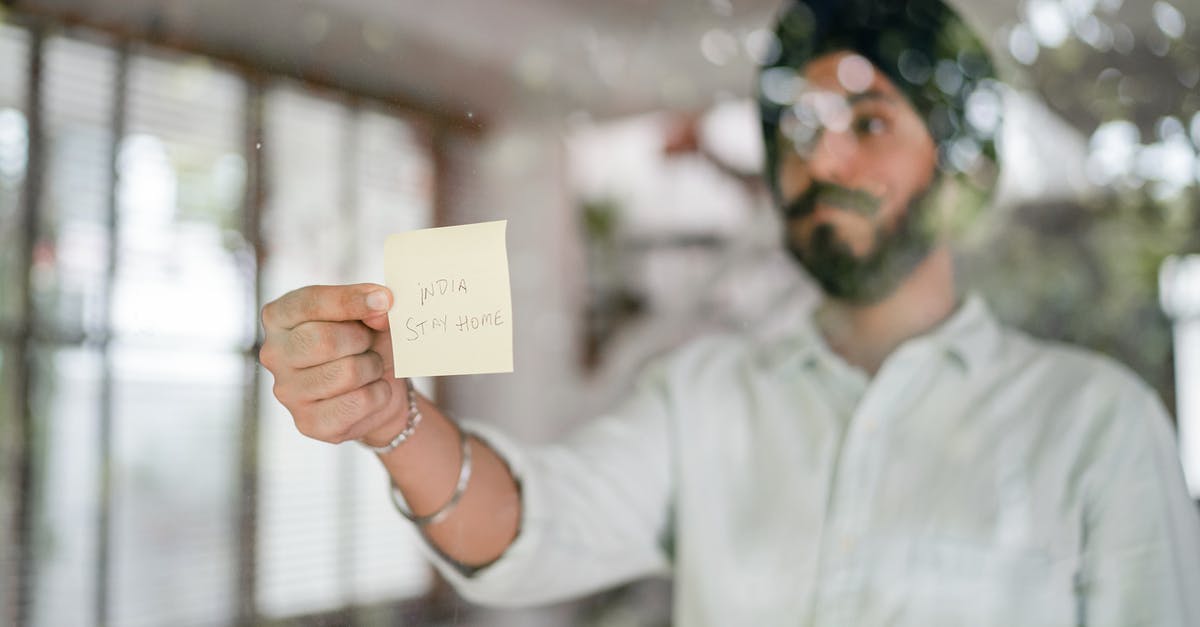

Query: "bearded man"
left=258, top=0, right=1200, bottom=624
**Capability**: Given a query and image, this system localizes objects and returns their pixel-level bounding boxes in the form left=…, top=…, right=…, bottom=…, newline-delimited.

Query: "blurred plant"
left=961, top=0, right=1199, bottom=404
left=1001, top=0, right=1198, bottom=195
left=580, top=196, right=646, bottom=370
left=962, top=189, right=1191, bottom=399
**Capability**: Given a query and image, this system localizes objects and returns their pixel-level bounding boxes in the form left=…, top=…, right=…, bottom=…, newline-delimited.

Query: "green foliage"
left=960, top=187, right=1198, bottom=399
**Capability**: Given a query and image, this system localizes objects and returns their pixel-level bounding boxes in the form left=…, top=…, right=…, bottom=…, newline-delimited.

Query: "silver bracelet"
left=389, top=425, right=472, bottom=527
left=359, top=378, right=422, bottom=455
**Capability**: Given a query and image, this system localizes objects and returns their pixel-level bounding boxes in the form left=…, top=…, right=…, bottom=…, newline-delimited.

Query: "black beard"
left=781, top=181, right=935, bottom=305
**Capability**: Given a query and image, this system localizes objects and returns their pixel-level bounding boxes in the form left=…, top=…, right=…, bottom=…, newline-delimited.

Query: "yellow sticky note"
left=384, top=220, right=513, bottom=377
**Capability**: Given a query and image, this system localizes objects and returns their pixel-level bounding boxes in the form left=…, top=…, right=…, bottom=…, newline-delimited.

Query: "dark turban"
left=758, top=0, right=1003, bottom=204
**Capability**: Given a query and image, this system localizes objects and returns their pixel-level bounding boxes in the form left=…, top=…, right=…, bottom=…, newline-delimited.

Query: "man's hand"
left=261, top=283, right=522, bottom=567
left=259, top=284, right=408, bottom=445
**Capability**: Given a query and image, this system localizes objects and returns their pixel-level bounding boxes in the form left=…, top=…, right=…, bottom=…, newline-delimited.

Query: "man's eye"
left=853, top=116, right=888, bottom=136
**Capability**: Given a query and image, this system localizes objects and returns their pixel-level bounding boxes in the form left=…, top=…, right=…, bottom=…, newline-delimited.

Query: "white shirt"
left=417, top=295, right=1200, bottom=626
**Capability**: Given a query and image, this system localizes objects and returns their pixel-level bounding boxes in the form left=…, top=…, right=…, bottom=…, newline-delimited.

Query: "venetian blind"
left=256, top=85, right=435, bottom=619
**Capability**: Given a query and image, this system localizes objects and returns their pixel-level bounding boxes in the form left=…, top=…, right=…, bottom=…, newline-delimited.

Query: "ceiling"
left=9, top=0, right=1198, bottom=134
left=12, top=0, right=780, bottom=124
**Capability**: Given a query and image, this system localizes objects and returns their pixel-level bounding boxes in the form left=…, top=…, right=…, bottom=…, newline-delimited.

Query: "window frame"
left=0, top=10, right=464, bottom=625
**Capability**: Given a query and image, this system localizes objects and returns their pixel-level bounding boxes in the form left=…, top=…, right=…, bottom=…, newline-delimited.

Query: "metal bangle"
left=359, top=378, right=422, bottom=455
left=389, top=425, right=472, bottom=527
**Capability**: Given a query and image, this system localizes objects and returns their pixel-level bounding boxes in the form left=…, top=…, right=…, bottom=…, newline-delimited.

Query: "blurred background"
left=0, top=0, right=1196, bottom=625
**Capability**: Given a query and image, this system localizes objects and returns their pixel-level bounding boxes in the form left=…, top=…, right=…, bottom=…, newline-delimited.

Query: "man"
left=258, top=0, right=1200, bottom=624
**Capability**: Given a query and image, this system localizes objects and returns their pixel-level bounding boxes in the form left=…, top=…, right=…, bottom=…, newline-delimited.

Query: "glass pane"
left=37, top=36, right=116, bottom=339
left=0, top=25, right=28, bottom=326
left=109, top=345, right=241, bottom=626
left=261, top=85, right=349, bottom=295
left=1161, top=255, right=1200, bottom=496
left=114, top=52, right=249, bottom=350
left=106, top=48, right=247, bottom=627
left=347, top=447, right=432, bottom=605
left=349, top=110, right=436, bottom=606
left=28, top=345, right=102, bottom=627
left=0, top=27, right=26, bottom=614
left=0, top=341, right=17, bottom=614
left=256, top=381, right=346, bottom=618
left=257, top=90, right=437, bottom=618
left=350, top=107, right=434, bottom=283
left=257, top=86, right=351, bottom=619
left=257, top=330, right=432, bottom=618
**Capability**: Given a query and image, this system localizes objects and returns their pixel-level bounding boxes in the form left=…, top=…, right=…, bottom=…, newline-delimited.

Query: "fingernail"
left=366, top=290, right=389, bottom=311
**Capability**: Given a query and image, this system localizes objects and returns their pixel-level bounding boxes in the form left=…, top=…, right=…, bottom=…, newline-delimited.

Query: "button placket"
left=827, top=346, right=946, bottom=591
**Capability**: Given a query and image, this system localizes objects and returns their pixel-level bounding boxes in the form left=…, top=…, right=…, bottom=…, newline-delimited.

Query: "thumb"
left=363, top=311, right=390, bottom=332
left=262, top=283, right=392, bottom=330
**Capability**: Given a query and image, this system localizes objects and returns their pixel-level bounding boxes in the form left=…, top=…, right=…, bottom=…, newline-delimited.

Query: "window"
left=0, top=26, right=29, bottom=617
left=1161, top=255, right=1200, bottom=497
left=108, top=47, right=247, bottom=626
left=256, top=86, right=435, bottom=618
left=27, top=33, right=115, bottom=627
left=0, top=24, right=28, bottom=325
left=2, top=17, right=440, bottom=626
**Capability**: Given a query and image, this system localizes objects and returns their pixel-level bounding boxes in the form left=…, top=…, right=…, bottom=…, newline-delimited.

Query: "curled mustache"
left=781, top=180, right=883, bottom=221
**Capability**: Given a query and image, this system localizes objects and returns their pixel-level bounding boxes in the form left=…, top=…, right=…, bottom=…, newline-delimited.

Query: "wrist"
left=361, top=413, right=409, bottom=448
left=359, top=378, right=420, bottom=451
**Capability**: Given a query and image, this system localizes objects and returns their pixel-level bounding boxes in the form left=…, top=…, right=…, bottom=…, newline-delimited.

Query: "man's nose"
left=807, top=128, right=857, bottom=184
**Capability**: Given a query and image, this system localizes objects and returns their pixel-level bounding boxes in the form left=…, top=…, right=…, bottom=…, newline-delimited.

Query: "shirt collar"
left=929, top=293, right=1003, bottom=373
left=760, top=292, right=1003, bottom=374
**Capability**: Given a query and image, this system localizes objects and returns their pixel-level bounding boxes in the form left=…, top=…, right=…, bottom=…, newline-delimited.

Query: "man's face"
left=774, top=51, right=940, bottom=303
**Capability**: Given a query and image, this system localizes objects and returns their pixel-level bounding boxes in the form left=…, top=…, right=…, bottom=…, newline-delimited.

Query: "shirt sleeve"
left=1078, top=382, right=1200, bottom=626
left=410, top=359, right=677, bottom=607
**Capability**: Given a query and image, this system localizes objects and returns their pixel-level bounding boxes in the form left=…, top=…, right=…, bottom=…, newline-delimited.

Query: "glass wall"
left=256, top=86, right=434, bottom=620
left=1, top=18, right=439, bottom=626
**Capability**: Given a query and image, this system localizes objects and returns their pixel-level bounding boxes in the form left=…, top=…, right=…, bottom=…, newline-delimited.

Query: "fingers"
left=271, top=320, right=374, bottom=369
left=369, top=327, right=395, bottom=372
left=292, top=379, right=398, bottom=444
left=262, top=283, right=392, bottom=331
left=259, top=283, right=405, bottom=446
left=274, top=351, right=384, bottom=403
left=339, top=389, right=408, bottom=442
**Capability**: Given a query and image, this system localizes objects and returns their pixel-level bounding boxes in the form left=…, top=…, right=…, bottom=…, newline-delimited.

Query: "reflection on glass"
left=0, top=108, right=26, bottom=326
left=109, top=345, right=240, bottom=625
left=257, top=85, right=435, bottom=619
left=351, top=107, right=434, bottom=283
left=104, top=49, right=247, bottom=625
left=261, top=86, right=348, bottom=292
left=1161, top=255, right=1200, bottom=496
left=115, top=53, right=249, bottom=349
left=347, top=107, right=437, bottom=609
left=0, top=341, right=14, bottom=614
left=28, top=346, right=101, bottom=627
left=257, top=87, right=351, bottom=618
left=37, top=36, right=116, bottom=339
left=959, top=0, right=1200, bottom=405
left=0, top=25, right=28, bottom=327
